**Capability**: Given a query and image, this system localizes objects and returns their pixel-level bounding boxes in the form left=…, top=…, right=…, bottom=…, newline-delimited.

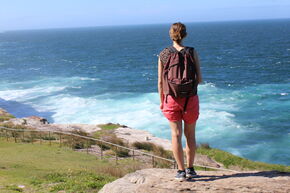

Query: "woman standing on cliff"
left=158, top=22, right=202, bottom=181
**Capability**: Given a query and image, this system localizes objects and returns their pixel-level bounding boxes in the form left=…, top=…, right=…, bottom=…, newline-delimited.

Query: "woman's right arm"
left=158, top=57, right=164, bottom=109
left=194, top=49, right=203, bottom=84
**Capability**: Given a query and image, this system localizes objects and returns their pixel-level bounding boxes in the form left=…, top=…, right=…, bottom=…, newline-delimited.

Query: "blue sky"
left=1, top=0, right=290, bottom=30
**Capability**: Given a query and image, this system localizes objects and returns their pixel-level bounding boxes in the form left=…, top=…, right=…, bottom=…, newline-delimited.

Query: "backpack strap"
left=184, top=47, right=194, bottom=55
left=168, top=46, right=177, bottom=53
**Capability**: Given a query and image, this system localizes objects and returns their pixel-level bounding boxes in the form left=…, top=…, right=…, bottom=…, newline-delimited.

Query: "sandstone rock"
left=0, top=108, right=12, bottom=116
left=50, top=123, right=101, bottom=133
left=0, top=108, right=15, bottom=121
left=99, top=168, right=290, bottom=193
left=6, top=116, right=48, bottom=127
left=114, top=127, right=172, bottom=150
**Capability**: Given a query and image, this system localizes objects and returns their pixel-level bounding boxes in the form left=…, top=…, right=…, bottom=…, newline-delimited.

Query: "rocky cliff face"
left=99, top=168, right=290, bottom=193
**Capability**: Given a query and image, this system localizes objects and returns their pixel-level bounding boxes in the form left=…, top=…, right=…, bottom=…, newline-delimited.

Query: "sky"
left=1, top=0, right=290, bottom=30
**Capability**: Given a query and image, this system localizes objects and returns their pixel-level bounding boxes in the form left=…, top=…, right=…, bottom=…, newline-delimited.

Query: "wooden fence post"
left=132, top=150, right=135, bottom=160
left=6, top=130, right=8, bottom=141
left=100, top=142, right=103, bottom=159
left=59, top=133, right=62, bottom=147
left=40, top=132, right=42, bottom=144
left=152, top=156, right=154, bottom=168
left=49, top=131, right=51, bottom=146
left=86, top=139, right=89, bottom=154
left=71, top=135, right=74, bottom=149
left=115, top=146, right=118, bottom=164
left=14, top=131, right=17, bottom=143
left=31, top=131, right=33, bottom=144
left=22, top=130, right=25, bottom=142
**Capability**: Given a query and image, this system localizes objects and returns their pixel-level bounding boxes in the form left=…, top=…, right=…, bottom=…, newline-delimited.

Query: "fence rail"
left=0, top=126, right=237, bottom=172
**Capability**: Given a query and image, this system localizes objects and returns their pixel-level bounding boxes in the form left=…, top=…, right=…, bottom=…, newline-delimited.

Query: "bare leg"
left=184, top=121, right=196, bottom=168
left=169, top=120, right=185, bottom=170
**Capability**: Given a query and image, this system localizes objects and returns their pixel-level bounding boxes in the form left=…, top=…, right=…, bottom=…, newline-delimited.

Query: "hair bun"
left=169, top=22, right=187, bottom=43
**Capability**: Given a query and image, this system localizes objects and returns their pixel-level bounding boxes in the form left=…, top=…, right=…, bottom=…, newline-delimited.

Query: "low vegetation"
left=0, top=138, right=143, bottom=193
left=196, top=144, right=290, bottom=172
left=97, top=123, right=125, bottom=130
left=93, top=124, right=130, bottom=157
left=0, top=109, right=15, bottom=122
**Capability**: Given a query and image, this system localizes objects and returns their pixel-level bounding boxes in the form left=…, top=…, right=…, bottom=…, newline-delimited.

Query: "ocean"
left=0, top=19, right=289, bottom=165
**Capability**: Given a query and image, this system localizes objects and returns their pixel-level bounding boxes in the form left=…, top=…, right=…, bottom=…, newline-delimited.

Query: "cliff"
left=1, top=108, right=290, bottom=192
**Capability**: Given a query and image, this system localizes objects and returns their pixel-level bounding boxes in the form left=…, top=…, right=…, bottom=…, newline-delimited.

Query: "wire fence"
left=0, top=126, right=237, bottom=172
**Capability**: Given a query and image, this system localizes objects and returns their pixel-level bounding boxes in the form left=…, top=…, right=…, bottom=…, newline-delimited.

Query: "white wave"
left=15, top=82, right=245, bottom=148
left=0, top=81, right=266, bottom=159
left=0, top=86, right=66, bottom=101
left=77, top=77, right=99, bottom=81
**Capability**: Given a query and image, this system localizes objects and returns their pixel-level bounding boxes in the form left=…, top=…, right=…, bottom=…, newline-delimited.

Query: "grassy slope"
left=94, top=123, right=290, bottom=172
left=1, top=121, right=289, bottom=192
left=197, top=147, right=290, bottom=172
left=0, top=139, right=140, bottom=193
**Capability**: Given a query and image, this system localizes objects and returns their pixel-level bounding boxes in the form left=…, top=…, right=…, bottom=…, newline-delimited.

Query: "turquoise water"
left=0, top=19, right=289, bottom=165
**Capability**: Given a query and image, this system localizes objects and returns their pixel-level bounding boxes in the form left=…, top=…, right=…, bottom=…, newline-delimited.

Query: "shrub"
left=198, top=143, right=211, bottom=149
left=97, top=123, right=121, bottom=130
left=41, top=136, right=56, bottom=140
left=95, top=141, right=110, bottom=151
left=104, top=135, right=129, bottom=157
left=132, top=141, right=154, bottom=151
left=115, top=147, right=130, bottom=157
left=70, top=129, right=90, bottom=149
left=152, top=145, right=174, bottom=159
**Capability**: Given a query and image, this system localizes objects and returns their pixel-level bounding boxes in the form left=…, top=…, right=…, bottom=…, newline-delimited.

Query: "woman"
left=158, top=22, right=202, bottom=181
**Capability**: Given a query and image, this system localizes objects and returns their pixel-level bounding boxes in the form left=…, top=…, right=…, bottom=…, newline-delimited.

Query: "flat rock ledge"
left=99, top=168, right=290, bottom=193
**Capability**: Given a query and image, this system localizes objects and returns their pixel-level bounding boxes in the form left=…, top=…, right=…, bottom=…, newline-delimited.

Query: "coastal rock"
left=114, top=127, right=172, bottom=150
left=50, top=123, right=101, bottom=133
left=0, top=108, right=12, bottom=116
left=3, top=116, right=101, bottom=133
left=6, top=116, right=48, bottom=127
left=0, top=108, right=15, bottom=121
left=99, top=168, right=290, bottom=193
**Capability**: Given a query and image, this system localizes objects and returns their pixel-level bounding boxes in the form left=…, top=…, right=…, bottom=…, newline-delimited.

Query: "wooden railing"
left=0, top=126, right=237, bottom=172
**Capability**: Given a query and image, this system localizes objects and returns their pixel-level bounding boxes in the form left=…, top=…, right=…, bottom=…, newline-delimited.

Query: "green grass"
left=97, top=123, right=122, bottom=130
left=0, top=138, right=142, bottom=193
left=197, top=146, right=290, bottom=172
left=0, top=112, right=15, bottom=122
left=0, top=115, right=15, bottom=122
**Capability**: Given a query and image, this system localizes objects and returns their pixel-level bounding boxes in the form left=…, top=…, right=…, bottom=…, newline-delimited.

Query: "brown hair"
left=169, top=22, right=187, bottom=43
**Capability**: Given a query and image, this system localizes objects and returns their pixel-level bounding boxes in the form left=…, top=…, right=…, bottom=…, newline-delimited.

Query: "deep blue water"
left=0, top=19, right=289, bottom=165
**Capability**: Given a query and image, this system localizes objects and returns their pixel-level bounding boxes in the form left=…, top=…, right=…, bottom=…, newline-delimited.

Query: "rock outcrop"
left=0, top=108, right=14, bottom=121
left=3, top=116, right=101, bottom=133
left=99, top=168, right=290, bottom=193
left=0, top=108, right=12, bottom=117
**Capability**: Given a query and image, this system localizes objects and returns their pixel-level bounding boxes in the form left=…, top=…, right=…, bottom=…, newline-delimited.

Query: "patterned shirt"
left=159, top=47, right=195, bottom=65
left=159, top=48, right=171, bottom=65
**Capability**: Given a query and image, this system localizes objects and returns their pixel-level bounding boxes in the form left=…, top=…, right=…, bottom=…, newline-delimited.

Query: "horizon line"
left=2, top=17, right=290, bottom=32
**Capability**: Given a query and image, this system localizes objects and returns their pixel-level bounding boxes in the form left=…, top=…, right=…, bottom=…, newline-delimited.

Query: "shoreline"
left=1, top=107, right=289, bottom=171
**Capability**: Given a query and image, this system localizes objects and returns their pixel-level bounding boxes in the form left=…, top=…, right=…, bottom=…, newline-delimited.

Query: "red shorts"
left=161, top=95, right=199, bottom=124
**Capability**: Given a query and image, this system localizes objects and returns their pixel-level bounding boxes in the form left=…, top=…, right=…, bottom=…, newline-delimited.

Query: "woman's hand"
left=160, top=102, right=163, bottom=110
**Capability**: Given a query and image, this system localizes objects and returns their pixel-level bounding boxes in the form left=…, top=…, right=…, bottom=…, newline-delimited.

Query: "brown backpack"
left=162, top=46, right=198, bottom=112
